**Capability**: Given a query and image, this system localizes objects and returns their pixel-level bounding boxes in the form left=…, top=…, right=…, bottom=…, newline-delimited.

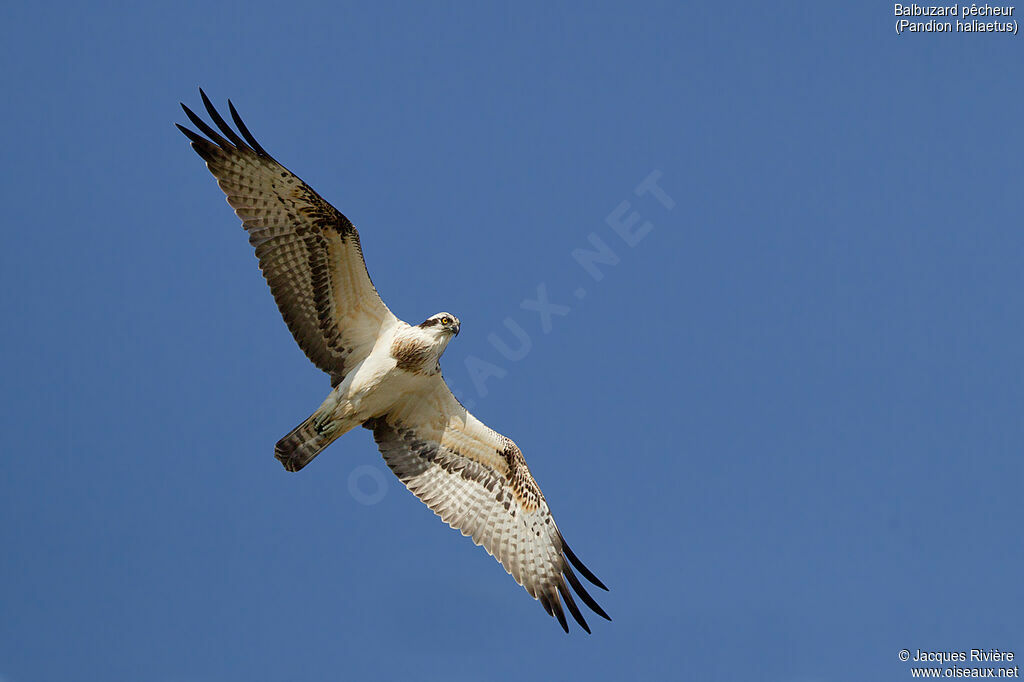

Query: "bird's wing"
left=177, top=90, right=397, bottom=385
left=364, top=377, right=610, bottom=633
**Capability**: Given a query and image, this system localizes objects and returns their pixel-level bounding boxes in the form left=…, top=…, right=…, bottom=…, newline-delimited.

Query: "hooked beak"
left=452, top=323, right=460, bottom=336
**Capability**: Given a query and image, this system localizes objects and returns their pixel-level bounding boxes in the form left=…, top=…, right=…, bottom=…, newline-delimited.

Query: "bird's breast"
left=389, top=333, right=441, bottom=376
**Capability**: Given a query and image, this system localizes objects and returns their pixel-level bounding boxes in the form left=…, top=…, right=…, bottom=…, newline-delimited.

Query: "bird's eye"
left=441, top=317, right=451, bottom=325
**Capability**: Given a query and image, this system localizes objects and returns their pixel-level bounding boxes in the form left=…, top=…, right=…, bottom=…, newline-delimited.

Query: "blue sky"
left=2, top=2, right=1022, bottom=680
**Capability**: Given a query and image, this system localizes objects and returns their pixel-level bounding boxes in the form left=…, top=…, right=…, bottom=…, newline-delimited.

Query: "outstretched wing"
left=177, top=90, right=396, bottom=385
left=364, top=378, right=610, bottom=633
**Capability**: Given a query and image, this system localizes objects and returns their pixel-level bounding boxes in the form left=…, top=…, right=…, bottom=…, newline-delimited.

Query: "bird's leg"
left=313, top=415, right=343, bottom=436
left=311, top=391, right=355, bottom=436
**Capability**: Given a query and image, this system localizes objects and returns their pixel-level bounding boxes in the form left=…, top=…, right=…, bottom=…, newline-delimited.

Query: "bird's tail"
left=274, top=411, right=349, bottom=472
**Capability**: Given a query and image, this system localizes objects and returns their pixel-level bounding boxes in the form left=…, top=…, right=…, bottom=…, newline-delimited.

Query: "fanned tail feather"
left=275, top=413, right=338, bottom=472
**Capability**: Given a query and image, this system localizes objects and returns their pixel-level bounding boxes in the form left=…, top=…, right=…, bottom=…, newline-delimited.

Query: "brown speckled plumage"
left=178, top=90, right=609, bottom=634
left=176, top=90, right=392, bottom=387
left=499, top=437, right=542, bottom=513
left=389, top=335, right=440, bottom=375
left=366, top=406, right=609, bottom=633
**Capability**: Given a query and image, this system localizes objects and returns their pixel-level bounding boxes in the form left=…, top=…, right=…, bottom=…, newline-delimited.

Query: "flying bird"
left=177, top=90, right=609, bottom=633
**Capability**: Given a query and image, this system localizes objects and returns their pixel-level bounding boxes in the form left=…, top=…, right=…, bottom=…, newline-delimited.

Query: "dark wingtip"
left=175, top=122, right=202, bottom=143
left=561, top=536, right=609, bottom=591
left=227, top=98, right=271, bottom=157
left=538, top=592, right=554, bottom=617
left=557, top=578, right=591, bottom=634
left=199, top=89, right=250, bottom=150
left=549, top=591, right=569, bottom=633
left=179, top=102, right=231, bottom=149
left=538, top=591, right=568, bottom=632
left=563, top=561, right=611, bottom=622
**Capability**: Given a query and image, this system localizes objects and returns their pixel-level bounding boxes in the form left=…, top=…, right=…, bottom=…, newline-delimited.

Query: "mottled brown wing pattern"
left=177, top=90, right=395, bottom=384
left=365, top=379, right=610, bottom=633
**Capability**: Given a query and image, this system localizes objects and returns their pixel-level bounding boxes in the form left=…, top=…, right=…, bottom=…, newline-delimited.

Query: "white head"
left=417, top=312, right=461, bottom=338
left=413, top=312, right=460, bottom=358
left=392, top=312, right=462, bottom=374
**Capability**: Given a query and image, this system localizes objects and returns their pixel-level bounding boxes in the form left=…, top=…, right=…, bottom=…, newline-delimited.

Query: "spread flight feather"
left=178, top=90, right=609, bottom=632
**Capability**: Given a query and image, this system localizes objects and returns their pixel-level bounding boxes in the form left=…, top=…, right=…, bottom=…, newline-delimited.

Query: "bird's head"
left=418, top=312, right=461, bottom=338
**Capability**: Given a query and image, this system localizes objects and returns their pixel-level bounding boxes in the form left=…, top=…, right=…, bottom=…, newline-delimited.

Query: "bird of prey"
left=177, top=90, right=609, bottom=633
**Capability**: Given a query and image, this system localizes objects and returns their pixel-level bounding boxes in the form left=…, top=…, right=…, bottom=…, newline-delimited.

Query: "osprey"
left=177, top=90, right=609, bottom=633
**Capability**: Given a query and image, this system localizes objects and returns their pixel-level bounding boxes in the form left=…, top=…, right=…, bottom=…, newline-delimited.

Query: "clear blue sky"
left=2, top=2, right=1021, bottom=681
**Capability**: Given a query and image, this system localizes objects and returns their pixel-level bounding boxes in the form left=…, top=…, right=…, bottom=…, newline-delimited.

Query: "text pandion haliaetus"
left=178, top=90, right=609, bottom=633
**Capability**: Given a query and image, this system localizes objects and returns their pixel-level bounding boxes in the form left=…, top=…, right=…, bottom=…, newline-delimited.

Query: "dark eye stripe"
left=418, top=316, right=456, bottom=329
